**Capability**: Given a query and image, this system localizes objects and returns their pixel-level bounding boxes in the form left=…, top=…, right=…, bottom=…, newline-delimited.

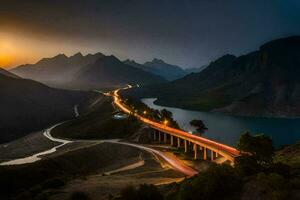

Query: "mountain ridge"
left=126, top=36, right=300, bottom=117
left=72, top=55, right=166, bottom=89
left=124, top=58, right=187, bottom=81
left=0, top=72, right=94, bottom=143
left=11, top=52, right=104, bottom=86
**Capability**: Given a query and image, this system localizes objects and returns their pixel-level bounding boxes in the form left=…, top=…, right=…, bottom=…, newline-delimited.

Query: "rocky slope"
left=125, top=58, right=187, bottom=81
left=11, top=53, right=104, bottom=86
left=0, top=71, right=94, bottom=143
left=128, top=36, right=300, bottom=117
left=72, top=55, right=166, bottom=89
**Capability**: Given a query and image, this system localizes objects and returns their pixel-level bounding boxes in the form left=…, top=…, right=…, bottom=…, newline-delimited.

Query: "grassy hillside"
left=0, top=142, right=143, bottom=200
left=52, top=94, right=141, bottom=140
left=0, top=73, right=95, bottom=143
left=275, top=141, right=300, bottom=168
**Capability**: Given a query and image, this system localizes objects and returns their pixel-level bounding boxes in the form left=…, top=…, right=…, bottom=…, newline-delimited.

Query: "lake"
left=142, top=98, right=300, bottom=148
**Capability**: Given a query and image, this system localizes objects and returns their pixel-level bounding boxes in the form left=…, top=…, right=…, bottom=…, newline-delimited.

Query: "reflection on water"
left=142, top=98, right=300, bottom=147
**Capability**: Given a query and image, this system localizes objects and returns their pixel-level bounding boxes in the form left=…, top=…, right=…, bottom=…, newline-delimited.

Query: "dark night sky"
left=0, top=0, right=300, bottom=68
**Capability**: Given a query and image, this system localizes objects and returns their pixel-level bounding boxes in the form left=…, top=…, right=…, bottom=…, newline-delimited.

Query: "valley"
left=0, top=7, right=299, bottom=198
left=125, top=36, right=300, bottom=117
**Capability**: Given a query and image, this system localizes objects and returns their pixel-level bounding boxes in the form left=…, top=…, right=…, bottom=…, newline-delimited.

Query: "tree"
left=176, top=164, right=242, bottom=200
left=190, top=119, right=207, bottom=135
left=160, top=109, right=180, bottom=129
left=120, top=184, right=163, bottom=200
left=235, top=131, right=274, bottom=176
left=237, top=131, right=274, bottom=165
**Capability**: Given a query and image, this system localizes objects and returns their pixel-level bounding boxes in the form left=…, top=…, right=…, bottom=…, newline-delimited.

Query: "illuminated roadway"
left=112, top=87, right=241, bottom=164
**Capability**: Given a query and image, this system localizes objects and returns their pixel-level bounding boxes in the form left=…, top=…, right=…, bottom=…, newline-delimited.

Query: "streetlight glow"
left=164, top=120, right=168, bottom=126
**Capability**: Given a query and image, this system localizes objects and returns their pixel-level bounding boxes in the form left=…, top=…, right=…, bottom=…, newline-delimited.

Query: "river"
left=142, top=98, right=300, bottom=148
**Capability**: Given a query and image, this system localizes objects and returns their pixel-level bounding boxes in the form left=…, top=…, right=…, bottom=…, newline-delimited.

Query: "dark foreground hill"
left=72, top=55, right=166, bottom=89
left=129, top=36, right=300, bottom=117
left=0, top=68, right=20, bottom=79
left=0, top=72, right=94, bottom=143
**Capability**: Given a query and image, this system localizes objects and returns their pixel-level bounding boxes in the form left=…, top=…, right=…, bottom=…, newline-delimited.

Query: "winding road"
left=0, top=124, right=72, bottom=166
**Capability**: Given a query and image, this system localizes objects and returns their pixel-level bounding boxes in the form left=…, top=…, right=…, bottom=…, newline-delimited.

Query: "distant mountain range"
left=125, top=36, right=300, bottom=117
left=71, top=55, right=166, bottom=89
left=124, top=58, right=188, bottom=81
left=11, top=53, right=166, bottom=89
left=0, top=69, right=94, bottom=143
left=184, top=65, right=207, bottom=74
left=11, top=53, right=104, bottom=86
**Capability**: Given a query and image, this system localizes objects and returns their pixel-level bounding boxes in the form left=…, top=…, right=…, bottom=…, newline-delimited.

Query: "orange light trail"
left=113, top=87, right=240, bottom=160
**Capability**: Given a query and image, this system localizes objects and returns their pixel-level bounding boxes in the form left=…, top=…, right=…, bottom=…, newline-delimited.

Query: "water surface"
left=142, top=98, right=300, bottom=148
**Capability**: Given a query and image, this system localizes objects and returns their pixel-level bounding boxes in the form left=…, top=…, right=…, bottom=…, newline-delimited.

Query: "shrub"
left=120, top=184, right=163, bottom=200
left=42, top=178, right=65, bottom=189
left=70, top=191, right=90, bottom=200
left=177, top=164, right=242, bottom=200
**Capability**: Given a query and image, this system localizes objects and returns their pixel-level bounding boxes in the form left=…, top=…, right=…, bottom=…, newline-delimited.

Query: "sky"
left=0, top=0, right=300, bottom=69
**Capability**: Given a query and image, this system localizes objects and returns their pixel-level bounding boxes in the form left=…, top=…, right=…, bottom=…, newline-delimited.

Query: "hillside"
left=0, top=68, right=20, bottom=79
left=127, top=36, right=300, bottom=117
left=0, top=73, right=94, bottom=143
left=11, top=52, right=104, bottom=86
left=125, top=58, right=187, bottom=81
left=72, top=55, right=166, bottom=89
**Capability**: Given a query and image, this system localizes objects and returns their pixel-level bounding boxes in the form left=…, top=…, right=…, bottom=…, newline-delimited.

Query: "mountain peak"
left=107, top=55, right=121, bottom=62
left=260, top=35, right=300, bottom=51
left=124, top=59, right=138, bottom=64
left=92, top=55, right=122, bottom=66
left=151, top=58, right=165, bottom=64
left=71, top=52, right=83, bottom=58
left=54, top=54, right=68, bottom=59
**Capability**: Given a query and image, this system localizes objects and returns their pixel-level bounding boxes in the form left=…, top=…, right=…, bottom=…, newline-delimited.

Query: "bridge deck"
left=113, top=89, right=240, bottom=162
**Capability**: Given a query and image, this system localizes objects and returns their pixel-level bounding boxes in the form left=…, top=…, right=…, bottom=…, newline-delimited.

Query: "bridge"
left=112, top=88, right=240, bottom=165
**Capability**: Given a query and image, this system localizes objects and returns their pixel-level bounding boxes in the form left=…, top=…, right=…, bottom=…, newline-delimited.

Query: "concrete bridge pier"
left=211, top=151, right=218, bottom=160
left=184, top=140, right=188, bottom=153
left=177, top=138, right=181, bottom=148
left=193, top=144, right=199, bottom=160
left=153, top=130, right=157, bottom=141
left=170, top=135, right=174, bottom=146
left=203, top=147, right=207, bottom=160
left=164, top=132, right=167, bottom=144
left=158, top=131, right=162, bottom=143
left=211, top=150, right=214, bottom=161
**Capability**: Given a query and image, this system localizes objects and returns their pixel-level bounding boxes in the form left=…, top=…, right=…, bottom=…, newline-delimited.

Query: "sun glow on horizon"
left=0, top=30, right=111, bottom=69
left=0, top=36, right=17, bottom=68
left=0, top=54, right=13, bottom=67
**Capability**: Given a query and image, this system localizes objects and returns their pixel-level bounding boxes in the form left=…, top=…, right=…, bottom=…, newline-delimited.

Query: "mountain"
left=184, top=65, right=207, bottom=74
left=11, top=52, right=104, bottom=86
left=125, top=58, right=187, bottom=81
left=72, top=55, right=166, bottom=89
left=0, top=68, right=20, bottom=79
left=130, top=36, right=300, bottom=117
left=0, top=73, right=94, bottom=143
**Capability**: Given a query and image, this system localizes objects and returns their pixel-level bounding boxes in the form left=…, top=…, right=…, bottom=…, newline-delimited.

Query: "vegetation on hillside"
left=125, top=36, right=300, bottom=117
left=0, top=143, right=142, bottom=200
left=190, top=119, right=208, bottom=135
left=52, top=95, right=141, bottom=140
left=0, top=73, right=95, bottom=143
left=121, top=96, right=180, bottom=129
left=121, top=132, right=300, bottom=200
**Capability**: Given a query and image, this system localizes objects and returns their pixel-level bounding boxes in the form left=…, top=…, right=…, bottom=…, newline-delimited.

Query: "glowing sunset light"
left=0, top=54, right=13, bottom=67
